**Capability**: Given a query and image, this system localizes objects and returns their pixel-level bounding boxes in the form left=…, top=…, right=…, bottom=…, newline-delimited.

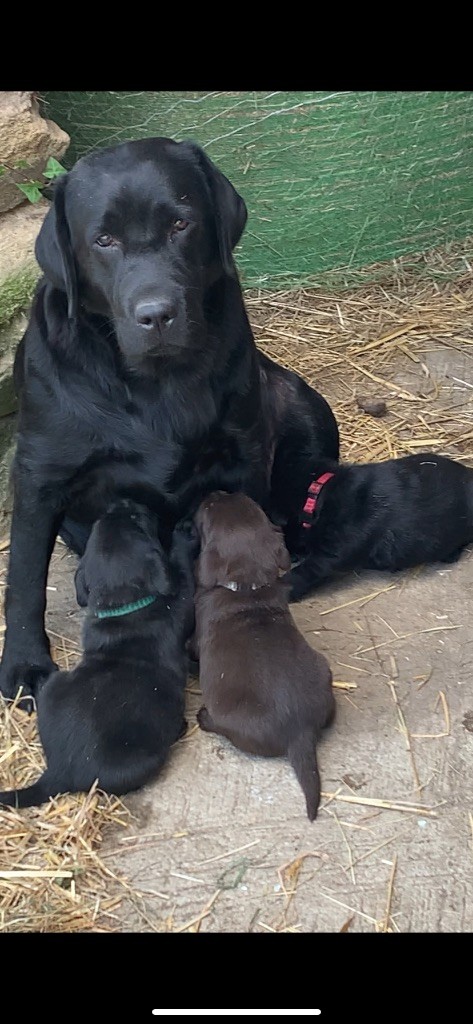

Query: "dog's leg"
left=441, top=544, right=468, bottom=564
left=283, top=517, right=308, bottom=559
left=287, top=552, right=340, bottom=602
left=197, top=706, right=218, bottom=733
left=0, top=472, right=63, bottom=705
left=0, top=769, right=56, bottom=808
left=58, top=516, right=92, bottom=557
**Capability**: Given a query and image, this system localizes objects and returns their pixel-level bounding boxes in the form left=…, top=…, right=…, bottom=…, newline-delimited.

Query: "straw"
left=0, top=696, right=130, bottom=933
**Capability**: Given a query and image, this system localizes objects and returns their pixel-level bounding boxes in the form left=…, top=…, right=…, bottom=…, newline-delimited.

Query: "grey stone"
left=0, top=92, right=69, bottom=214
left=0, top=412, right=16, bottom=524
left=0, top=313, right=25, bottom=416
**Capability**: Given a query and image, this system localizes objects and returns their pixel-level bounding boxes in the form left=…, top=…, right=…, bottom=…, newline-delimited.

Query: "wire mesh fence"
left=42, top=91, right=473, bottom=289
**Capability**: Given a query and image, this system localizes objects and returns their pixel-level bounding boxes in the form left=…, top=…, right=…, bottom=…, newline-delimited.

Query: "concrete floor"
left=3, top=335, right=473, bottom=933
left=40, top=529, right=473, bottom=932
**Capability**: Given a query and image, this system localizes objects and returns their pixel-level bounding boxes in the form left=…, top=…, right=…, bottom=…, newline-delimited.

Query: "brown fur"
left=193, top=491, right=336, bottom=820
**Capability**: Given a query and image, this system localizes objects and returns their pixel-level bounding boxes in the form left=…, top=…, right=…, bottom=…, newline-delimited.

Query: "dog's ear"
left=74, top=563, right=89, bottom=607
left=278, top=540, right=292, bottom=573
left=183, top=142, right=247, bottom=275
left=194, top=546, right=222, bottom=590
left=144, top=547, right=173, bottom=597
left=271, top=524, right=292, bottom=573
left=35, top=173, right=78, bottom=322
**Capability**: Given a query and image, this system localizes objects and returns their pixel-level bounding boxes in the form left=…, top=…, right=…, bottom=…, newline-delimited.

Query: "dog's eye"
left=172, top=219, right=189, bottom=233
left=95, top=234, right=116, bottom=248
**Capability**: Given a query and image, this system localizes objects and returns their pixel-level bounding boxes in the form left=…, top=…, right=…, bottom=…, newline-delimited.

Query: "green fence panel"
left=43, top=91, right=473, bottom=288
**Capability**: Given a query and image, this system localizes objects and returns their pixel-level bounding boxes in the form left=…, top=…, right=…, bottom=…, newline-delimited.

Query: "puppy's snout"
left=135, top=299, right=177, bottom=333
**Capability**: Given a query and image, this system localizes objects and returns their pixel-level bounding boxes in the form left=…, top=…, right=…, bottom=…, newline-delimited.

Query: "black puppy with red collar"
left=274, top=452, right=473, bottom=601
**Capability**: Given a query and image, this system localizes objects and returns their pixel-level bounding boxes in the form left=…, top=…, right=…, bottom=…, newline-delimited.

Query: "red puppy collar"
left=302, top=472, right=335, bottom=528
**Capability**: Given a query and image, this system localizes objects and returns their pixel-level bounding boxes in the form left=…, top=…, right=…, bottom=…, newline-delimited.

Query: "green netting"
left=42, top=91, right=473, bottom=289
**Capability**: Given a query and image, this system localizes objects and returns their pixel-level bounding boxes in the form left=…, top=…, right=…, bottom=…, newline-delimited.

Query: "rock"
left=0, top=201, right=47, bottom=327
left=0, top=92, right=69, bottom=214
left=0, top=318, right=23, bottom=524
left=0, top=314, right=26, bottom=416
left=0, top=209, right=42, bottom=523
left=356, top=395, right=388, bottom=418
left=0, top=412, right=16, bottom=522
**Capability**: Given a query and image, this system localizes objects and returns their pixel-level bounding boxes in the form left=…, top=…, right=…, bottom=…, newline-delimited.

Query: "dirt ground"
left=22, top=337, right=472, bottom=934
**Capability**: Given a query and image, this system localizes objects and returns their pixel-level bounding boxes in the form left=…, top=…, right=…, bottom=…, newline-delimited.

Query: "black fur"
left=0, top=502, right=196, bottom=808
left=0, top=137, right=338, bottom=703
left=286, top=453, right=473, bottom=600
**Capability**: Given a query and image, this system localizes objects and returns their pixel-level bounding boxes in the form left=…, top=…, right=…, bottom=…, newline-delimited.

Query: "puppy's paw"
left=441, top=545, right=466, bottom=564
left=287, top=576, right=308, bottom=603
left=0, top=657, right=56, bottom=712
left=197, top=706, right=216, bottom=733
left=286, top=566, right=316, bottom=603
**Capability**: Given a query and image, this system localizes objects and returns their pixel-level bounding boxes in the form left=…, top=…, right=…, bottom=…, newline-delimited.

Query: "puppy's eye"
left=95, top=234, right=116, bottom=247
left=172, top=219, right=189, bottom=233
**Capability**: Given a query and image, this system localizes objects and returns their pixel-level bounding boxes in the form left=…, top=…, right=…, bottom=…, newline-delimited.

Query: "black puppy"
left=0, top=136, right=338, bottom=705
left=286, top=453, right=473, bottom=600
left=0, top=502, right=196, bottom=808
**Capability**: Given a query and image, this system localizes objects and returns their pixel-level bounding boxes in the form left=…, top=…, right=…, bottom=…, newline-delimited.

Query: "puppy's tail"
left=288, top=730, right=321, bottom=821
left=0, top=772, right=57, bottom=809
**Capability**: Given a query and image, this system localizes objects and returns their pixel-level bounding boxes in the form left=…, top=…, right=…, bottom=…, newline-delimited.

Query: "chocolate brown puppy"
left=193, top=492, right=335, bottom=820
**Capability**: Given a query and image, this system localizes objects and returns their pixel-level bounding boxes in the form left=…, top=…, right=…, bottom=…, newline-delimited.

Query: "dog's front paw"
left=0, top=656, right=56, bottom=713
left=197, top=706, right=216, bottom=733
left=287, top=568, right=311, bottom=603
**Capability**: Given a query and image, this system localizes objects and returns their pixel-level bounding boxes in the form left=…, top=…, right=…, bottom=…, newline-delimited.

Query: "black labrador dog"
left=0, top=501, right=196, bottom=808
left=0, top=137, right=338, bottom=703
left=285, top=452, right=473, bottom=600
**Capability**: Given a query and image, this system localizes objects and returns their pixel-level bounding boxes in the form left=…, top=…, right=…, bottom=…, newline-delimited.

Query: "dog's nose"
left=135, top=300, right=177, bottom=332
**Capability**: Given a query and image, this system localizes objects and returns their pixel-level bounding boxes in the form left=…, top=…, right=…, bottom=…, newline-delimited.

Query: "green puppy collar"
left=94, top=595, right=157, bottom=619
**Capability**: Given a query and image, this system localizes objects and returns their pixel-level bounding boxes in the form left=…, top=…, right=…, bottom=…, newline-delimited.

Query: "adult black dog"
left=286, top=452, right=473, bottom=600
left=0, top=502, right=196, bottom=808
left=0, top=137, right=338, bottom=703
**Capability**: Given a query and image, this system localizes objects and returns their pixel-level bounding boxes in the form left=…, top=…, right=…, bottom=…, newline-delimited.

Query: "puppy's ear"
left=35, top=174, right=78, bottom=322
left=144, top=548, right=173, bottom=597
left=194, top=546, right=222, bottom=590
left=183, top=142, right=247, bottom=275
left=271, top=524, right=292, bottom=572
left=74, top=564, right=89, bottom=607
